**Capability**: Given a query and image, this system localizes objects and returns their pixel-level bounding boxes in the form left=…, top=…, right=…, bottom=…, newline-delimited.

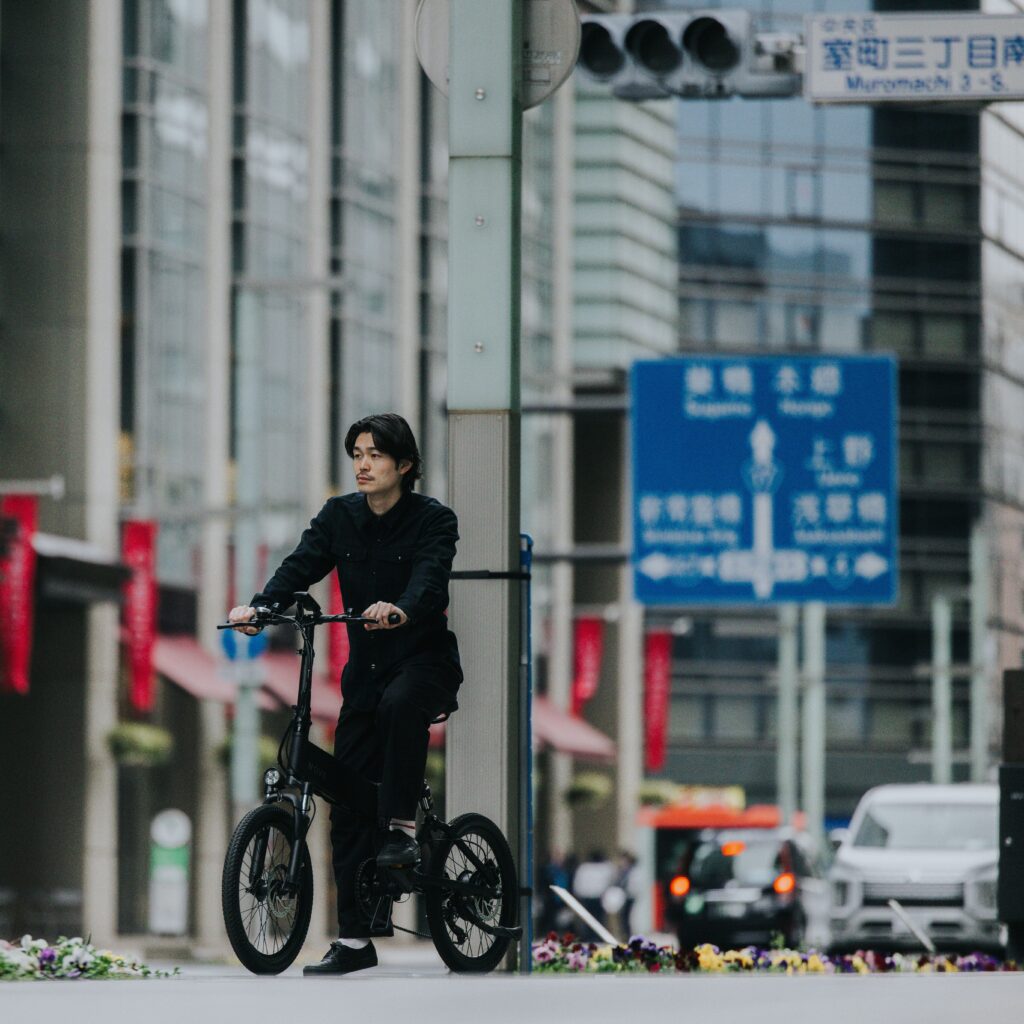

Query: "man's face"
left=351, top=431, right=409, bottom=496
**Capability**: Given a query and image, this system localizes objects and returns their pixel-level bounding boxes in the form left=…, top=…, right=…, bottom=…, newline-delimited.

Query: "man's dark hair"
left=344, top=413, right=422, bottom=492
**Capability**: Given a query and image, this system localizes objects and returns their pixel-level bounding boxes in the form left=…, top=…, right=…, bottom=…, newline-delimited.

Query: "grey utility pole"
left=932, top=592, right=953, bottom=785
left=776, top=603, right=799, bottom=826
left=444, top=0, right=524, bottom=923
left=231, top=289, right=266, bottom=820
left=801, top=602, right=825, bottom=848
left=970, top=522, right=990, bottom=781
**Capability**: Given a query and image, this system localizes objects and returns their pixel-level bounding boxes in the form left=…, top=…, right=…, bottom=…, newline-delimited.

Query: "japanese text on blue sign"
left=805, top=13, right=1024, bottom=103
left=630, top=356, right=898, bottom=606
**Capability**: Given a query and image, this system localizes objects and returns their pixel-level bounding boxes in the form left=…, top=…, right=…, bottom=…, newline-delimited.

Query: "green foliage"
left=105, top=722, right=174, bottom=767
left=563, top=771, right=613, bottom=810
left=636, top=778, right=680, bottom=807
left=215, top=733, right=280, bottom=770
left=0, top=935, right=179, bottom=980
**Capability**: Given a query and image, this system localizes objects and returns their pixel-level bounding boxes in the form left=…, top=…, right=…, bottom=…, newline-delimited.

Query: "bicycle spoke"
left=440, top=830, right=503, bottom=958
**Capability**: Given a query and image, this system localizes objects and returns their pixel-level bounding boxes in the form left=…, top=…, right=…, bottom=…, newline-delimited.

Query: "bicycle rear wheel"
left=424, top=812, right=518, bottom=972
left=222, top=804, right=313, bottom=974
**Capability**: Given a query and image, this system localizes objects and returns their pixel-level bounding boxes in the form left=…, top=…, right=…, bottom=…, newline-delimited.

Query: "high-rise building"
left=634, top=0, right=1004, bottom=823
left=1, top=0, right=660, bottom=948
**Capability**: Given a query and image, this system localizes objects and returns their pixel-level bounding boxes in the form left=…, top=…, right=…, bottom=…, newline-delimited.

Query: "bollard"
left=998, top=670, right=1024, bottom=960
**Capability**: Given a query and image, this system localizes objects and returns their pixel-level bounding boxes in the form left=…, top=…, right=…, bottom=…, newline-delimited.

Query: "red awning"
left=427, top=695, right=616, bottom=763
left=153, top=636, right=276, bottom=710
left=262, top=652, right=342, bottom=725
left=533, top=695, right=616, bottom=763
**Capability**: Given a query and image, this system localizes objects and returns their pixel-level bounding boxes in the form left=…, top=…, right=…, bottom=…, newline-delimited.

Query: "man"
left=228, top=413, right=461, bottom=976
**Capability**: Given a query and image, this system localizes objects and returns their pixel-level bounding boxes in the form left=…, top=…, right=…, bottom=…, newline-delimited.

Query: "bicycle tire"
left=424, top=812, right=518, bottom=973
left=222, top=804, right=313, bottom=974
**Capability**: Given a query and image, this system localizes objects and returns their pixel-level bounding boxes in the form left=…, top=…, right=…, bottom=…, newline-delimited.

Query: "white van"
left=828, top=783, right=1001, bottom=953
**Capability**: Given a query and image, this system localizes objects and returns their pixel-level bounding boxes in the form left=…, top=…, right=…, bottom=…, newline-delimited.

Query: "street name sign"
left=805, top=12, right=1024, bottom=103
left=630, top=355, right=897, bottom=606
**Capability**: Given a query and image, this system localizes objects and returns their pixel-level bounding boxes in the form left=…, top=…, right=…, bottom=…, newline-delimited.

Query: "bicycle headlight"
left=264, top=767, right=282, bottom=788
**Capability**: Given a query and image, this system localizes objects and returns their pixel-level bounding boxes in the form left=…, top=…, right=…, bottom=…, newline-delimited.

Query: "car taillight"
left=721, top=840, right=746, bottom=857
left=669, top=875, right=691, bottom=897
left=773, top=872, right=796, bottom=895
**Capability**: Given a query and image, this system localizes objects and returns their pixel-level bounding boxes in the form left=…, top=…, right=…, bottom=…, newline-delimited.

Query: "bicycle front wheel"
left=424, top=812, right=518, bottom=972
left=222, top=804, right=313, bottom=974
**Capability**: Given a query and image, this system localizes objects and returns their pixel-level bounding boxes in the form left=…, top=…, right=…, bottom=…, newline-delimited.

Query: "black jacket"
left=252, top=490, right=462, bottom=711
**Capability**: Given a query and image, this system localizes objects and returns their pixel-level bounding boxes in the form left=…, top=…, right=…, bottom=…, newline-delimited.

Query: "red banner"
left=122, top=520, right=158, bottom=713
left=644, top=630, right=672, bottom=772
left=0, top=496, right=38, bottom=695
left=329, top=572, right=350, bottom=688
left=571, top=617, right=605, bottom=716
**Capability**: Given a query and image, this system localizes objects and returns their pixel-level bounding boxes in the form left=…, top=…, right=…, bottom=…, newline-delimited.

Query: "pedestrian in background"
left=572, top=849, right=616, bottom=940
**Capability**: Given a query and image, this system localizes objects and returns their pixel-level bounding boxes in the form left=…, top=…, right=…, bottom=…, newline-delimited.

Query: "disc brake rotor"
left=266, top=865, right=296, bottom=919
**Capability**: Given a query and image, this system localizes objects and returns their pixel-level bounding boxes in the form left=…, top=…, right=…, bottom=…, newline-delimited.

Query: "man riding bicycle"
left=228, top=412, right=461, bottom=976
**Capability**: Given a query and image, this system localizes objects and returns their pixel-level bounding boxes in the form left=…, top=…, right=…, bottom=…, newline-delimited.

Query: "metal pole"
left=231, top=287, right=264, bottom=818
left=801, top=602, right=825, bottom=849
left=519, top=535, right=534, bottom=971
left=445, top=0, right=523, bottom=970
left=970, top=522, right=989, bottom=781
left=932, top=592, right=953, bottom=784
left=777, top=603, right=799, bottom=826
left=547, top=74, right=575, bottom=861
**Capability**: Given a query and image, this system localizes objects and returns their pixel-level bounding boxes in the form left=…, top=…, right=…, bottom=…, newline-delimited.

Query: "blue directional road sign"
left=220, top=626, right=268, bottom=660
left=631, top=355, right=897, bottom=606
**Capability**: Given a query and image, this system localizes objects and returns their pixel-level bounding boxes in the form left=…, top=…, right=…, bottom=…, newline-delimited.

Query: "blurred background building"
left=0, top=0, right=1020, bottom=950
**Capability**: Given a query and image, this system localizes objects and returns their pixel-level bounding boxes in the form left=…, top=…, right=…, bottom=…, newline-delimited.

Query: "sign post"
left=630, top=355, right=897, bottom=839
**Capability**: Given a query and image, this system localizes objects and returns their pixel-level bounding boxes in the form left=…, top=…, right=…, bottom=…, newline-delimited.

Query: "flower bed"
left=532, top=933, right=1017, bottom=975
left=0, top=936, right=178, bottom=980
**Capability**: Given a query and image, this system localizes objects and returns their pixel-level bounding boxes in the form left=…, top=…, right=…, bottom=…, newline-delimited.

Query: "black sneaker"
left=302, top=940, right=377, bottom=976
left=376, top=829, right=421, bottom=868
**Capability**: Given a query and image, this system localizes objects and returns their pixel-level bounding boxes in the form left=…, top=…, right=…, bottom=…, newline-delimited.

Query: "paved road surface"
left=5, top=943, right=1024, bottom=1024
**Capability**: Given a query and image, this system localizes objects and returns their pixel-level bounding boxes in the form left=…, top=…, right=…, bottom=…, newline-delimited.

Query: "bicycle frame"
left=222, top=591, right=364, bottom=893
left=220, top=592, right=520, bottom=940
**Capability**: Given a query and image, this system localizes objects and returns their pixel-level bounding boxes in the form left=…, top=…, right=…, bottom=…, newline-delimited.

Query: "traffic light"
left=577, top=10, right=801, bottom=100
left=578, top=14, right=671, bottom=100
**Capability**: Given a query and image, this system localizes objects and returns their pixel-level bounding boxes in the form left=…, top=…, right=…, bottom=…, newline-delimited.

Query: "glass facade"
left=636, top=0, right=988, bottom=815
left=231, top=0, right=312, bottom=559
left=418, top=77, right=450, bottom=500
left=121, top=0, right=210, bottom=584
left=982, top=0, right=1024, bottom=677
left=330, top=0, right=403, bottom=479
left=574, top=79, right=679, bottom=368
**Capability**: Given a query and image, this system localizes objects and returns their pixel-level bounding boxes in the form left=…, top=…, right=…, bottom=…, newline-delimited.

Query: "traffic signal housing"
left=578, top=14, right=671, bottom=100
left=577, top=10, right=801, bottom=100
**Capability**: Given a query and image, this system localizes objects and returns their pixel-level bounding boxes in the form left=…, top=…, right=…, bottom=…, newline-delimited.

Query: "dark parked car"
left=666, top=828, right=829, bottom=950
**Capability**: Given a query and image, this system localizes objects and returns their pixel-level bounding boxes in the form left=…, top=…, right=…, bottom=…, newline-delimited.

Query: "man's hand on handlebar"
left=361, top=602, right=407, bottom=631
left=228, top=605, right=263, bottom=635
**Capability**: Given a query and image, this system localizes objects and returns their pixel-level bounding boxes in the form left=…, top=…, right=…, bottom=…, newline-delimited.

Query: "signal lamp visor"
left=580, top=23, right=625, bottom=78
left=625, top=20, right=681, bottom=74
left=683, top=17, right=740, bottom=72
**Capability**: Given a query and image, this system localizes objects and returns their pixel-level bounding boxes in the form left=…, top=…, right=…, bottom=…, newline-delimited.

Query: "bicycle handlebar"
left=216, top=610, right=402, bottom=630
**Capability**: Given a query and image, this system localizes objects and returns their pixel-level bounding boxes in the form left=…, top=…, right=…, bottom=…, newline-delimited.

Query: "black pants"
left=330, top=664, right=456, bottom=938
